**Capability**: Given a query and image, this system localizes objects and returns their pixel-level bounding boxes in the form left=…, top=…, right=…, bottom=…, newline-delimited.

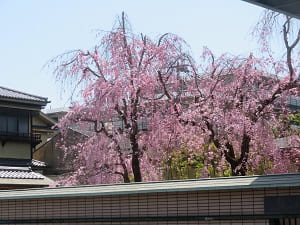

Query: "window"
left=138, top=117, right=148, bottom=131
left=0, top=111, right=29, bottom=135
left=270, top=218, right=300, bottom=225
left=0, top=115, right=6, bottom=131
left=266, top=196, right=300, bottom=225
left=7, top=116, right=18, bottom=133
left=19, top=116, right=29, bottom=133
left=113, top=120, right=124, bottom=130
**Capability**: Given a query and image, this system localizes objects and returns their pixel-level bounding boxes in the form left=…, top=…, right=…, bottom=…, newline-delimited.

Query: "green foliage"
left=247, top=157, right=273, bottom=175
left=163, top=143, right=231, bottom=180
left=289, top=113, right=300, bottom=126
left=274, top=113, right=300, bottom=138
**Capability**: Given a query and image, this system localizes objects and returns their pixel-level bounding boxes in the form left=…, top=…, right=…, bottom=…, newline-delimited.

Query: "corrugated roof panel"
left=0, top=173, right=299, bottom=200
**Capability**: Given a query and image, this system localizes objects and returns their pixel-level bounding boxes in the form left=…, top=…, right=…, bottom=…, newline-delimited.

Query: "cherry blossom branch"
left=157, top=33, right=169, bottom=47
left=121, top=12, right=133, bottom=69
left=87, top=50, right=107, bottom=82
left=83, top=67, right=101, bottom=79
left=138, top=34, right=146, bottom=72
left=283, top=17, right=300, bottom=81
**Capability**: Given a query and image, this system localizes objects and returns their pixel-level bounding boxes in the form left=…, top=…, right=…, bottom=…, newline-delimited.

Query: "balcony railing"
left=0, top=132, right=42, bottom=146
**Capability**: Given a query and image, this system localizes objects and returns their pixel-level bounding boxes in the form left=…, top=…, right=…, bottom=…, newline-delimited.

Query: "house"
left=43, top=107, right=69, bottom=123
left=0, top=86, right=54, bottom=189
left=33, top=107, right=92, bottom=181
left=33, top=126, right=88, bottom=181
left=0, top=173, right=299, bottom=224
left=288, top=95, right=300, bottom=112
left=242, top=0, right=300, bottom=20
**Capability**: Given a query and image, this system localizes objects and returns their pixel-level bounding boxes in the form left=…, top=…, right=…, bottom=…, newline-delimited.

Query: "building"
left=288, top=95, right=300, bottom=112
left=43, top=107, right=69, bottom=123
left=0, top=173, right=299, bottom=224
left=242, top=0, right=300, bottom=20
left=32, top=107, right=87, bottom=181
left=0, top=86, right=54, bottom=189
left=33, top=127, right=88, bottom=181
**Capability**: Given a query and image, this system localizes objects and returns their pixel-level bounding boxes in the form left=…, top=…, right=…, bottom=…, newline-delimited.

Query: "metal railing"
left=0, top=132, right=41, bottom=145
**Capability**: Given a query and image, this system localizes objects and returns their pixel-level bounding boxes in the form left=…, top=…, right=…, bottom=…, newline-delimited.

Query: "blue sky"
left=0, top=0, right=264, bottom=109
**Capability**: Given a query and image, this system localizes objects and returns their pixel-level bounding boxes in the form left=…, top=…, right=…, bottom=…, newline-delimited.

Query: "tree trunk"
left=130, top=94, right=142, bottom=182
left=130, top=125, right=142, bottom=182
left=224, top=133, right=250, bottom=176
left=132, top=152, right=142, bottom=182
left=123, top=171, right=130, bottom=183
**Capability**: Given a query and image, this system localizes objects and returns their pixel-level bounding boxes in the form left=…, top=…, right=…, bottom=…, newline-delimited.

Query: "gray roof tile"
left=0, top=86, right=48, bottom=103
left=31, top=159, right=47, bottom=167
left=0, top=166, right=44, bottom=179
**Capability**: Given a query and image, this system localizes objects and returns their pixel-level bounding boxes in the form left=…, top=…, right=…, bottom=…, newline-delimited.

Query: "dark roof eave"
left=0, top=97, right=50, bottom=106
left=242, top=0, right=300, bottom=20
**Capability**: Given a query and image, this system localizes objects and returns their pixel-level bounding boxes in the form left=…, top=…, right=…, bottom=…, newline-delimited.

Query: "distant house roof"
left=0, top=173, right=299, bottom=200
left=43, top=107, right=69, bottom=114
left=0, top=166, right=53, bottom=187
left=242, top=0, right=300, bottom=19
left=0, top=86, right=49, bottom=105
left=276, top=135, right=300, bottom=149
left=0, top=166, right=44, bottom=179
left=31, top=159, right=47, bottom=167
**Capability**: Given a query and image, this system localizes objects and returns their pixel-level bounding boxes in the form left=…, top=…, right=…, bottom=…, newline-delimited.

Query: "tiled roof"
left=31, top=159, right=47, bottom=167
left=0, top=166, right=44, bottom=179
left=43, top=107, right=69, bottom=114
left=0, top=86, right=48, bottom=103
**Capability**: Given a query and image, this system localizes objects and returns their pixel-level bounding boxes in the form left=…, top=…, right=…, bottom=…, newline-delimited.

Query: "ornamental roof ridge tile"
left=0, top=86, right=48, bottom=103
left=31, top=159, right=47, bottom=167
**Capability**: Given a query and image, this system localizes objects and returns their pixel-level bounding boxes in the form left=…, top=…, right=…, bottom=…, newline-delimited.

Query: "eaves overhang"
left=0, top=86, right=50, bottom=109
left=0, top=97, right=49, bottom=106
left=242, top=0, right=300, bottom=20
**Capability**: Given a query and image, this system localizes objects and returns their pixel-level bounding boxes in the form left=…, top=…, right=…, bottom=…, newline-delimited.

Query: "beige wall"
left=0, top=142, right=31, bottom=159
left=32, top=114, right=55, bottom=149
left=33, top=130, right=55, bottom=150
left=33, top=134, right=75, bottom=180
left=32, top=115, right=47, bottom=127
left=33, top=136, right=58, bottom=169
left=33, top=129, right=85, bottom=179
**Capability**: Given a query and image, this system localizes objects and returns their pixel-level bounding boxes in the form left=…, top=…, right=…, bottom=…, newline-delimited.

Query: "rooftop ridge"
left=2, top=173, right=300, bottom=193
left=0, top=86, right=48, bottom=102
left=0, top=173, right=299, bottom=200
